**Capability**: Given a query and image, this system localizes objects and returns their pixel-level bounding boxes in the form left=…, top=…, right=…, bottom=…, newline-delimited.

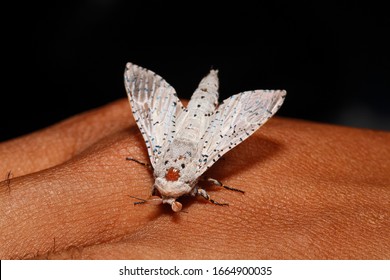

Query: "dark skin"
left=0, top=99, right=389, bottom=259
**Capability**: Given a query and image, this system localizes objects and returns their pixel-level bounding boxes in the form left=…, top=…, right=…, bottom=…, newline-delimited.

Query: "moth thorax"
left=165, top=167, right=180, bottom=181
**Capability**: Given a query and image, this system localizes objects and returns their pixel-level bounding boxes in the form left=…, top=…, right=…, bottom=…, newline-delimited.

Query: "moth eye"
left=181, top=163, right=185, bottom=169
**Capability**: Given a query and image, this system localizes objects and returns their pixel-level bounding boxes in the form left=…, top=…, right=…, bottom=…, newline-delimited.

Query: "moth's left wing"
left=124, top=63, right=185, bottom=168
left=196, top=89, right=286, bottom=175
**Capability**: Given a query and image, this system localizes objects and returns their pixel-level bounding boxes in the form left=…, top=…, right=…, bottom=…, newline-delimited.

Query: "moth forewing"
left=124, top=63, right=185, bottom=168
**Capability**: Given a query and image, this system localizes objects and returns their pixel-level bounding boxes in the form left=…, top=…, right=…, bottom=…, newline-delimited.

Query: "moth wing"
left=196, top=89, right=286, bottom=175
left=124, top=63, right=185, bottom=168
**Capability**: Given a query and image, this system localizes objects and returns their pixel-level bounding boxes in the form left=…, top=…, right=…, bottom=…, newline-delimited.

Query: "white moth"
left=124, top=62, right=286, bottom=212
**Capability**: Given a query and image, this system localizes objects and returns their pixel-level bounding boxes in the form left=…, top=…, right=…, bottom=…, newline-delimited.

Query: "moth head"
left=146, top=173, right=192, bottom=212
left=154, top=176, right=192, bottom=199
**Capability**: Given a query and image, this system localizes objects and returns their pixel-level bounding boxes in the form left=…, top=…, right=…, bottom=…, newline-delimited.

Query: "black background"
left=2, top=1, right=389, bottom=142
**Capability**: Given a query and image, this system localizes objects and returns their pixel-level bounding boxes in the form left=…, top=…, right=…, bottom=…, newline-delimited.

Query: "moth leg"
left=126, top=157, right=155, bottom=195
left=205, top=178, right=245, bottom=194
left=128, top=195, right=148, bottom=205
left=126, top=157, right=152, bottom=170
left=196, top=188, right=229, bottom=206
left=129, top=195, right=162, bottom=206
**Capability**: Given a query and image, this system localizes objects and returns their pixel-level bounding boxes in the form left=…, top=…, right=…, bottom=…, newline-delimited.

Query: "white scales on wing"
left=124, top=63, right=286, bottom=212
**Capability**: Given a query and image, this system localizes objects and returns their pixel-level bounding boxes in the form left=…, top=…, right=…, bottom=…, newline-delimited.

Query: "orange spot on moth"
left=165, top=167, right=180, bottom=181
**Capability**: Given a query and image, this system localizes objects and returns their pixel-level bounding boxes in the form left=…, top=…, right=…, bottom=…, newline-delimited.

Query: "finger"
left=0, top=99, right=132, bottom=177
left=0, top=126, right=157, bottom=259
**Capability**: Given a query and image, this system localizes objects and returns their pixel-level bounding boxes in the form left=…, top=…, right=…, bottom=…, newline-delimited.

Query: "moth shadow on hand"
left=203, top=133, right=285, bottom=184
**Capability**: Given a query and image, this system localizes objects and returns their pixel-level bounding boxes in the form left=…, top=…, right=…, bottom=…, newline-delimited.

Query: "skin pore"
left=0, top=99, right=389, bottom=259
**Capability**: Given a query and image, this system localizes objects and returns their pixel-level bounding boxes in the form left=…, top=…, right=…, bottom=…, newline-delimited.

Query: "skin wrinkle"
left=0, top=99, right=389, bottom=259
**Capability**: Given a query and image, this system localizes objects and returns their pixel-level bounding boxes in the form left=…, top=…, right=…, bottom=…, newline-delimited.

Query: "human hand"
left=1, top=99, right=389, bottom=259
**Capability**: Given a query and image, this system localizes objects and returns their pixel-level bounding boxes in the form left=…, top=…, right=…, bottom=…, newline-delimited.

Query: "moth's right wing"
left=195, top=89, right=286, bottom=176
left=124, top=63, right=185, bottom=168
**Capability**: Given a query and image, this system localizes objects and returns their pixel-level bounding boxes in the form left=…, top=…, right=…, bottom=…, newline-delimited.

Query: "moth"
left=124, top=63, right=286, bottom=212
